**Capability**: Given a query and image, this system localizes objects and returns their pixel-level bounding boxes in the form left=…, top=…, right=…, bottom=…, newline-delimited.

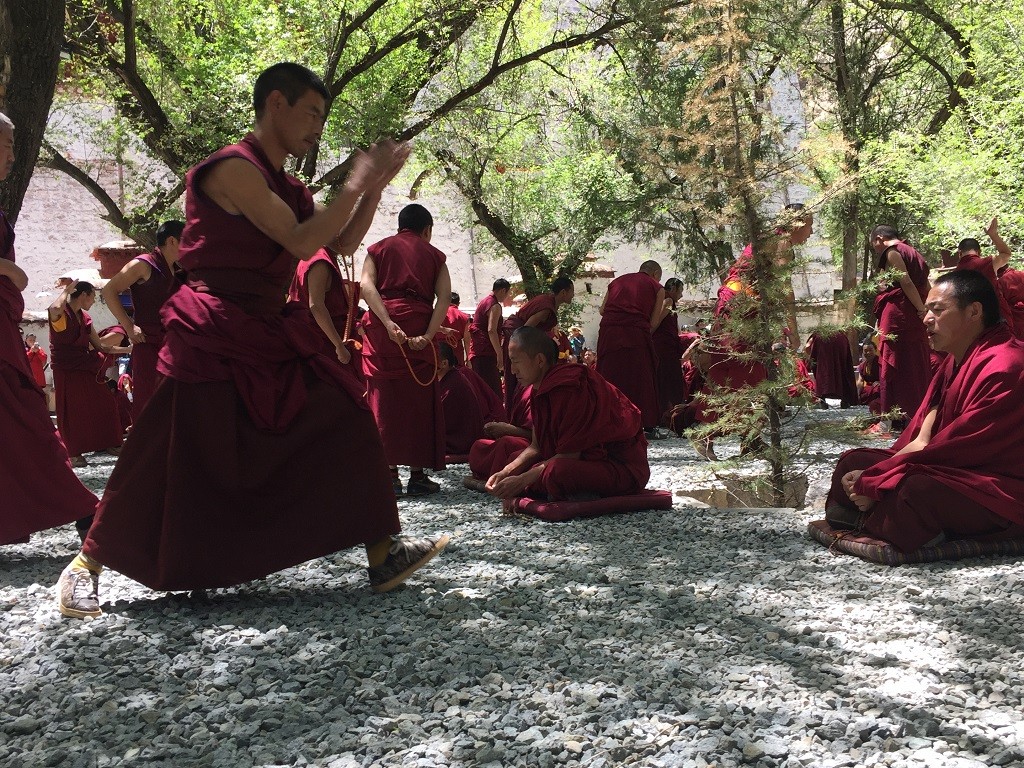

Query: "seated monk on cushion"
left=472, top=326, right=650, bottom=502
left=437, top=342, right=504, bottom=456
left=825, top=269, right=1024, bottom=551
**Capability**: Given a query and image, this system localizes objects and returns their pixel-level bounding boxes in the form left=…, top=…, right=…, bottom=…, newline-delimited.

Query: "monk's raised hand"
left=378, top=142, right=411, bottom=187
left=985, top=216, right=999, bottom=239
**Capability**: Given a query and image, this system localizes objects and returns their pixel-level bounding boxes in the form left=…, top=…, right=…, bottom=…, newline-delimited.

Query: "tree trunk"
left=0, top=0, right=65, bottom=223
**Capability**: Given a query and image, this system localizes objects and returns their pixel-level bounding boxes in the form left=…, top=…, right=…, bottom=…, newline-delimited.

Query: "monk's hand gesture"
left=408, top=335, right=430, bottom=351
left=842, top=470, right=875, bottom=512
left=335, top=343, right=351, bottom=365
left=985, top=216, right=999, bottom=240
left=385, top=320, right=406, bottom=345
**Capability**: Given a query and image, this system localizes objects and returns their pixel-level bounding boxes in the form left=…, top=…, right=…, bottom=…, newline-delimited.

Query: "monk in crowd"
left=468, top=279, right=510, bottom=398
left=653, top=277, right=686, bottom=420
left=101, top=220, right=184, bottom=417
left=825, top=270, right=1024, bottom=551
left=0, top=111, right=99, bottom=548
left=439, top=292, right=471, bottom=365
left=805, top=329, right=857, bottom=408
left=501, top=277, right=574, bottom=415
left=58, top=63, right=448, bottom=618
left=596, top=260, right=666, bottom=438
left=473, top=326, right=650, bottom=504
left=437, top=342, right=504, bottom=457
left=361, top=204, right=451, bottom=495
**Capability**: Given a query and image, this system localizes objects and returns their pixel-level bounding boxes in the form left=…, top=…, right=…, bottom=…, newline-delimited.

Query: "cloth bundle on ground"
left=513, top=489, right=672, bottom=522
left=807, top=519, right=1024, bottom=566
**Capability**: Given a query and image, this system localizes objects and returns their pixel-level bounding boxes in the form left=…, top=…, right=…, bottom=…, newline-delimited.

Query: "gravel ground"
left=3, top=406, right=1024, bottom=768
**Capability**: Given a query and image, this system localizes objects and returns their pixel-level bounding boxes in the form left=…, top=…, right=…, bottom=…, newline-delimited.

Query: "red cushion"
left=514, top=489, right=673, bottom=522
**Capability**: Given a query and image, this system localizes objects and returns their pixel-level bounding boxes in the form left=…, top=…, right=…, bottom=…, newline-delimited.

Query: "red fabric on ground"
left=440, top=366, right=505, bottom=455
left=501, top=293, right=558, bottom=414
left=874, top=243, right=931, bottom=422
left=0, top=209, right=97, bottom=544
left=84, top=133, right=400, bottom=590
left=51, top=308, right=122, bottom=456
left=362, top=229, right=446, bottom=469
left=596, top=272, right=662, bottom=428
left=808, top=331, right=857, bottom=405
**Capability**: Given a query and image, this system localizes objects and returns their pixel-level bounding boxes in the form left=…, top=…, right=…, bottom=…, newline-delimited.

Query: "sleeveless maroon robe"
left=501, top=293, right=558, bottom=415
left=288, top=248, right=365, bottom=381
left=471, top=364, right=649, bottom=499
left=440, top=365, right=505, bottom=455
left=0, top=209, right=97, bottom=544
left=82, top=133, right=399, bottom=590
left=50, top=307, right=122, bottom=456
left=362, top=230, right=446, bottom=469
left=128, top=249, right=178, bottom=416
left=807, top=331, right=857, bottom=406
left=468, top=294, right=502, bottom=398
left=874, top=243, right=931, bottom=423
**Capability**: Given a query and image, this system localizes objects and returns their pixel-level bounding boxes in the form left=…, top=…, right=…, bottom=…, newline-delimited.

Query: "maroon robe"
left=789, top=357, right=815, bottom=399
left=362, top=230, right=446, bottom=469
left=501, top=293, right=559, bottom=415
left=596, top=272, right=661, bottom=429
left=438, top=305, right=470, bottom=365
left=128, top=249, right=178, bottom=416
left=997, top=266, right=1024, bottom=340
left=829, top=324, right=1024, bottom=550
left=98, top=324, right=133, bottom=434
left=471, top=364, right=650, bottom=499
left=468, top=384, right=533, bottom=475
left=0, top=209, right=97, bottom=544
left=858, top=357, right=881, bottom=414
left=288, top=248, right=364, bottom=381
left=50, top=307, right=122, bottom=456
left=440, top=365, right=505, bottom=455
left=874, top=242, right=931, bottom=423
left=82, top=133, right=399, bottom=590
left=468, top=293, right=502, bottom=398
left=807, top=331, right=857, bottom=406
left=652, top=304, right=685, bottom=418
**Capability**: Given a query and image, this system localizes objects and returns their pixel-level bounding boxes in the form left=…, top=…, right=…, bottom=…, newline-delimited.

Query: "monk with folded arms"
left=476, top=326, right=650, bottom=503
left=57, top=63, right=448, bottom=619
left=825, top=269, right=1024, bottom=551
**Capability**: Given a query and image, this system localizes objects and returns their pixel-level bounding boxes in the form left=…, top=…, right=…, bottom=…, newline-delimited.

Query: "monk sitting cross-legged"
left=825, top=269, right=1024, bottom=552
left=472, top=326, right=650, bottom=505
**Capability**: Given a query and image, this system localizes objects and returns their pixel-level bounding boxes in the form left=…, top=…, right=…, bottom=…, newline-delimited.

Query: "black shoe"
left=406, top=475, right=440, bottom=496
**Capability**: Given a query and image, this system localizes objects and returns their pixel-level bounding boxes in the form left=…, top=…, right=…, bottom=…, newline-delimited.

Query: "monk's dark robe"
left=468, top=384, right=532, bottom=476
left=288, top=248, right=364, bottom=382
left=0, top=209, right=97, bottom=544
left=98, top=324, right=133, bottom=435
left=502, top=293, right=558, bottom=415
left=50, top=307, right=122, bottom=456
left=597, top=272, right=661, bottom=429
left=362, top=230, right=446, bottom=470
left=471, top=364, right=650, bottom=500
left=82, top=133, right=399, bottom=590
left=128, top=249, right=179, bottom=416
left=807, top=331, right=857, bottom=406
left=858, top=357, right=881, bottom=414
left=440, top=366, right=505, bottom=455
left=997, top=266, right=1024, bottom=340
left=652, top=304, right=685, bottom=419
left=438, top=305, right=470, bottom=365
left=827, top=324, right=1024, bottom=551
left=468, top=293, right=502, bottom=398
left=874, top=242, right=930, bottom=423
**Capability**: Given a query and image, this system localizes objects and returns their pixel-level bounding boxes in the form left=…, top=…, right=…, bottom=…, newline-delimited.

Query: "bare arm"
left=524, top=308, right=554, bottom=328
left=986, top=217, right=1012, bottom=272
left=487, top=303, right=503, bottom=363
left=203, top=142, right=409, bottom=260
left=408, top=264, right=452, bottom=351
left=89, top=324, right=130, bottom=355
left=650, top=288, right=668, bottom=332
left=48, top=282, right=75, bottom=323
left=0, top=259, right=28, bottom=292
left=886, top=250, right=928, bottom=317
left=360, top=255, right=406, bottom=345
left=483, top=421, right=531, bottom=439
left=101, top=259, right=153, bottom=344
left=893, top=408, right=937, bottom=456
left=306, top=262, right=350, bottom=364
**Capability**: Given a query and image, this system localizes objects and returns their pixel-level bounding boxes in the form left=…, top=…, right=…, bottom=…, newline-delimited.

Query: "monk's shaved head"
left=934, top=269, right=1001, bottom=328
left=509, top=326, right=558, bottom=366
left=639, top=260, right=662, bottom=280
left=0, top=112, right=14, bottom=132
